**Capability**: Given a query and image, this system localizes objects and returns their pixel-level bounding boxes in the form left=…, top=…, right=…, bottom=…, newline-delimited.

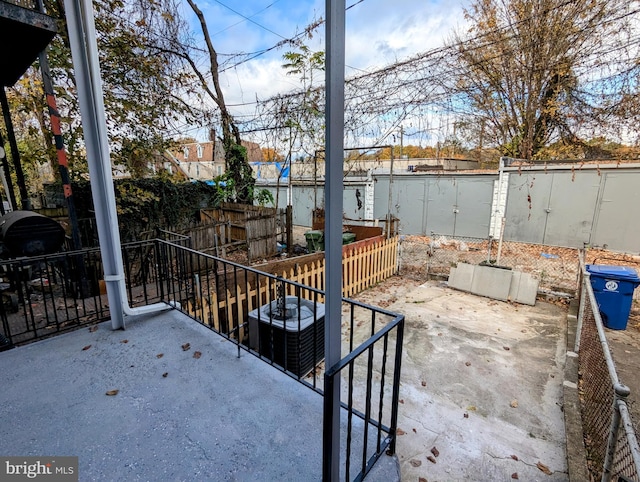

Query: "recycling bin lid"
left=586, top=264, right=640, bottom=282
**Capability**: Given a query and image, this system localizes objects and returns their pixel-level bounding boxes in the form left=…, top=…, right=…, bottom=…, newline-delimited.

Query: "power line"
left=219, top=0, right=368, bottom=72
left=210, top=0, right=283, bottom=38
left=210, top=0, right=287, bottom=40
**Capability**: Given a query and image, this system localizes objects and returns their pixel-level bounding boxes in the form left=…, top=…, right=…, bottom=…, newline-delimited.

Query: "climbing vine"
left=45, top=178, right=229, bottom=242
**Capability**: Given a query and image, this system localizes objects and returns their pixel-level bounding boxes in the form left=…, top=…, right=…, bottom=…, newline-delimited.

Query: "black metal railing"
left=0, top=238, right=405, bottom=480
left=323, top=301, right=404, bottom=481
left=0, top=240, right=164, bottom=348
left=155, top=239, right=405, bottom=481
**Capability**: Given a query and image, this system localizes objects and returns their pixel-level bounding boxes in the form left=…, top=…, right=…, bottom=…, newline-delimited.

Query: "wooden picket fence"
left=268, top=235, right=399, bottom=297
left=184, top=236, right=399, bottom=337
left=341, top=236, right=398, bottom=297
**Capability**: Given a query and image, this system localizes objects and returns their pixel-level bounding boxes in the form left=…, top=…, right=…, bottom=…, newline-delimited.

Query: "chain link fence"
left=406, top=233, right=581, bottom=293
left=576, top=258, right=640, bottom=481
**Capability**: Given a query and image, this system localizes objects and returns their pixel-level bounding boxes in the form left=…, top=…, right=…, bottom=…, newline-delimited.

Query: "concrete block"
left=508, top=271, right=523, bottom=303
left=448, top=262, right=475, bottom=292
left=509, top=271, right=539, bottom=305
left=471, top=265, right=512, bottom=301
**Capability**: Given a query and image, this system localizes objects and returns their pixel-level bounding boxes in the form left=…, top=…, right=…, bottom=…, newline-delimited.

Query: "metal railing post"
left=619, top=402, right=640, bottom=476
left=602, top=383, right=630, bottom=482
left=388, top=317, right=404, bottom=455
left=575, top=271, right=589, bottom=352
left=155, top=239, right=165, bottom=301
left=322, top=370, right=336, bottom=481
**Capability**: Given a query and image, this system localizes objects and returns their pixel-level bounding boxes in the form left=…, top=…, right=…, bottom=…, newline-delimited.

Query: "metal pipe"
left=495, top=156, right=506, bottom=264
left=38, top=49, right=84, bottom=252
left=496, top=217, right=506, bottom=265
left=575, top=256, right=588, bottom=352
left=63, top=0, right=170, bottom=329
left=388, top=317, right=404, bottom=454
left=322, top=0, right=345, bottom=479
left=386, top=148, right=395, bottom=238
left=618, top=400, right=640, bottom=477
left=587, top=282, right=622, bottom=387
left=602, top=383, right=630, bottom=482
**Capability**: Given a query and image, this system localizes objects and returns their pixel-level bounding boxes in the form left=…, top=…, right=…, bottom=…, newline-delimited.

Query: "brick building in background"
left=165, top=133, right=263, bottom=181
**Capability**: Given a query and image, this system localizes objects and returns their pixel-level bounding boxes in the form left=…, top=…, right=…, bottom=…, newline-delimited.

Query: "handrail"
left=585, top=281, right=621, bottom=388
left=325, top=313, right=404, bottom=376
left=0, top=237, right=404, bottom=481
left=619, top=401, right=640, bottom=475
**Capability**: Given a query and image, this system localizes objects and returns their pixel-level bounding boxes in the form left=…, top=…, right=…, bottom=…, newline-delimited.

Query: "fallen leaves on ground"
left=418, top=478, right=428, bottom=482
left=89, top=326, right=98, bottom=333
left=430, top=447, right=439, bottom=457
left=410, top=459, right=422, bottom=467
left=536, top=462, right=552, bottom=475
left=162, top=372, right=168, bottom=378
left=156, top=353, right=163, bottom=358
left=511, top=473, right=519, bottom=479
left=503, top=346, right=511, bottom=351
left=510, top=455, right=519, bottom=461
left=120, top=339, right=128, bottom=344
left=396, top=428, right=406, bottom=435
left=105, top=389, right=119, bottom=396
left=82, top=345, right=91, bottom=351
left=193, top=351, right=202, bottom=359
left=511, top=399, right=519, bottom=408
left=427, top=455, right=437, bottom=464
left=421, top=380, right=427, bottom=387
left=182, top=343, right=191, bottom=351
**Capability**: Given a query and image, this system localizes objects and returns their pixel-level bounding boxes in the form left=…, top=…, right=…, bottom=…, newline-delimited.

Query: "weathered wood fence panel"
left=200, top=203, right=283, bottom=261
left=245, top=215, right=278, bottom=260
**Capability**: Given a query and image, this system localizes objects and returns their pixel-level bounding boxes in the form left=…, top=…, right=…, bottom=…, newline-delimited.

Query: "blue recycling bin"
left=586, top=265, right=640, bottom=330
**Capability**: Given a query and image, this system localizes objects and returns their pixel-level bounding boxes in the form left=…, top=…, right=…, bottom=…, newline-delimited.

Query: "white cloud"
left=344, top=0, right=468, bottom=69
left=184, top=0, right=470, bottom=139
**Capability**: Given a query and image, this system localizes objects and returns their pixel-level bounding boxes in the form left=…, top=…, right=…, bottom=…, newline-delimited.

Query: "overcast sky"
left=180, top=0, right=470, bottom=139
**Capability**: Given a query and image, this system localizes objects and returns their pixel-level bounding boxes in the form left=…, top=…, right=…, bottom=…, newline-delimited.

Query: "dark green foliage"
left=47, top=179, right=224, bottom=242
left=224, top=142, right=255, bottom=204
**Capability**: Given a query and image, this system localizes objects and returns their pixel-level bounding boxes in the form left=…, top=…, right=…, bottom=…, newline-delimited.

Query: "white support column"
left=323, top=0, right=345, bottom=479
left=63, top=0, right=171, bottom=329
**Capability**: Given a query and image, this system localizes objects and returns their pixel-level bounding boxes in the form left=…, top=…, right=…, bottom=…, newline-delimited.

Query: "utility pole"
left=39, top=50, right=84, bottom=252
left=399, top=125, right=404, bottom=159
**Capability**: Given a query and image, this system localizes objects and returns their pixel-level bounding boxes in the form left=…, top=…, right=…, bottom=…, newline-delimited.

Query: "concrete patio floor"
left=352, top=279, right=569, bottom=481
left=1, top=275, right=572, bottom=481
left=0, top=310, right=398, bottom=481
